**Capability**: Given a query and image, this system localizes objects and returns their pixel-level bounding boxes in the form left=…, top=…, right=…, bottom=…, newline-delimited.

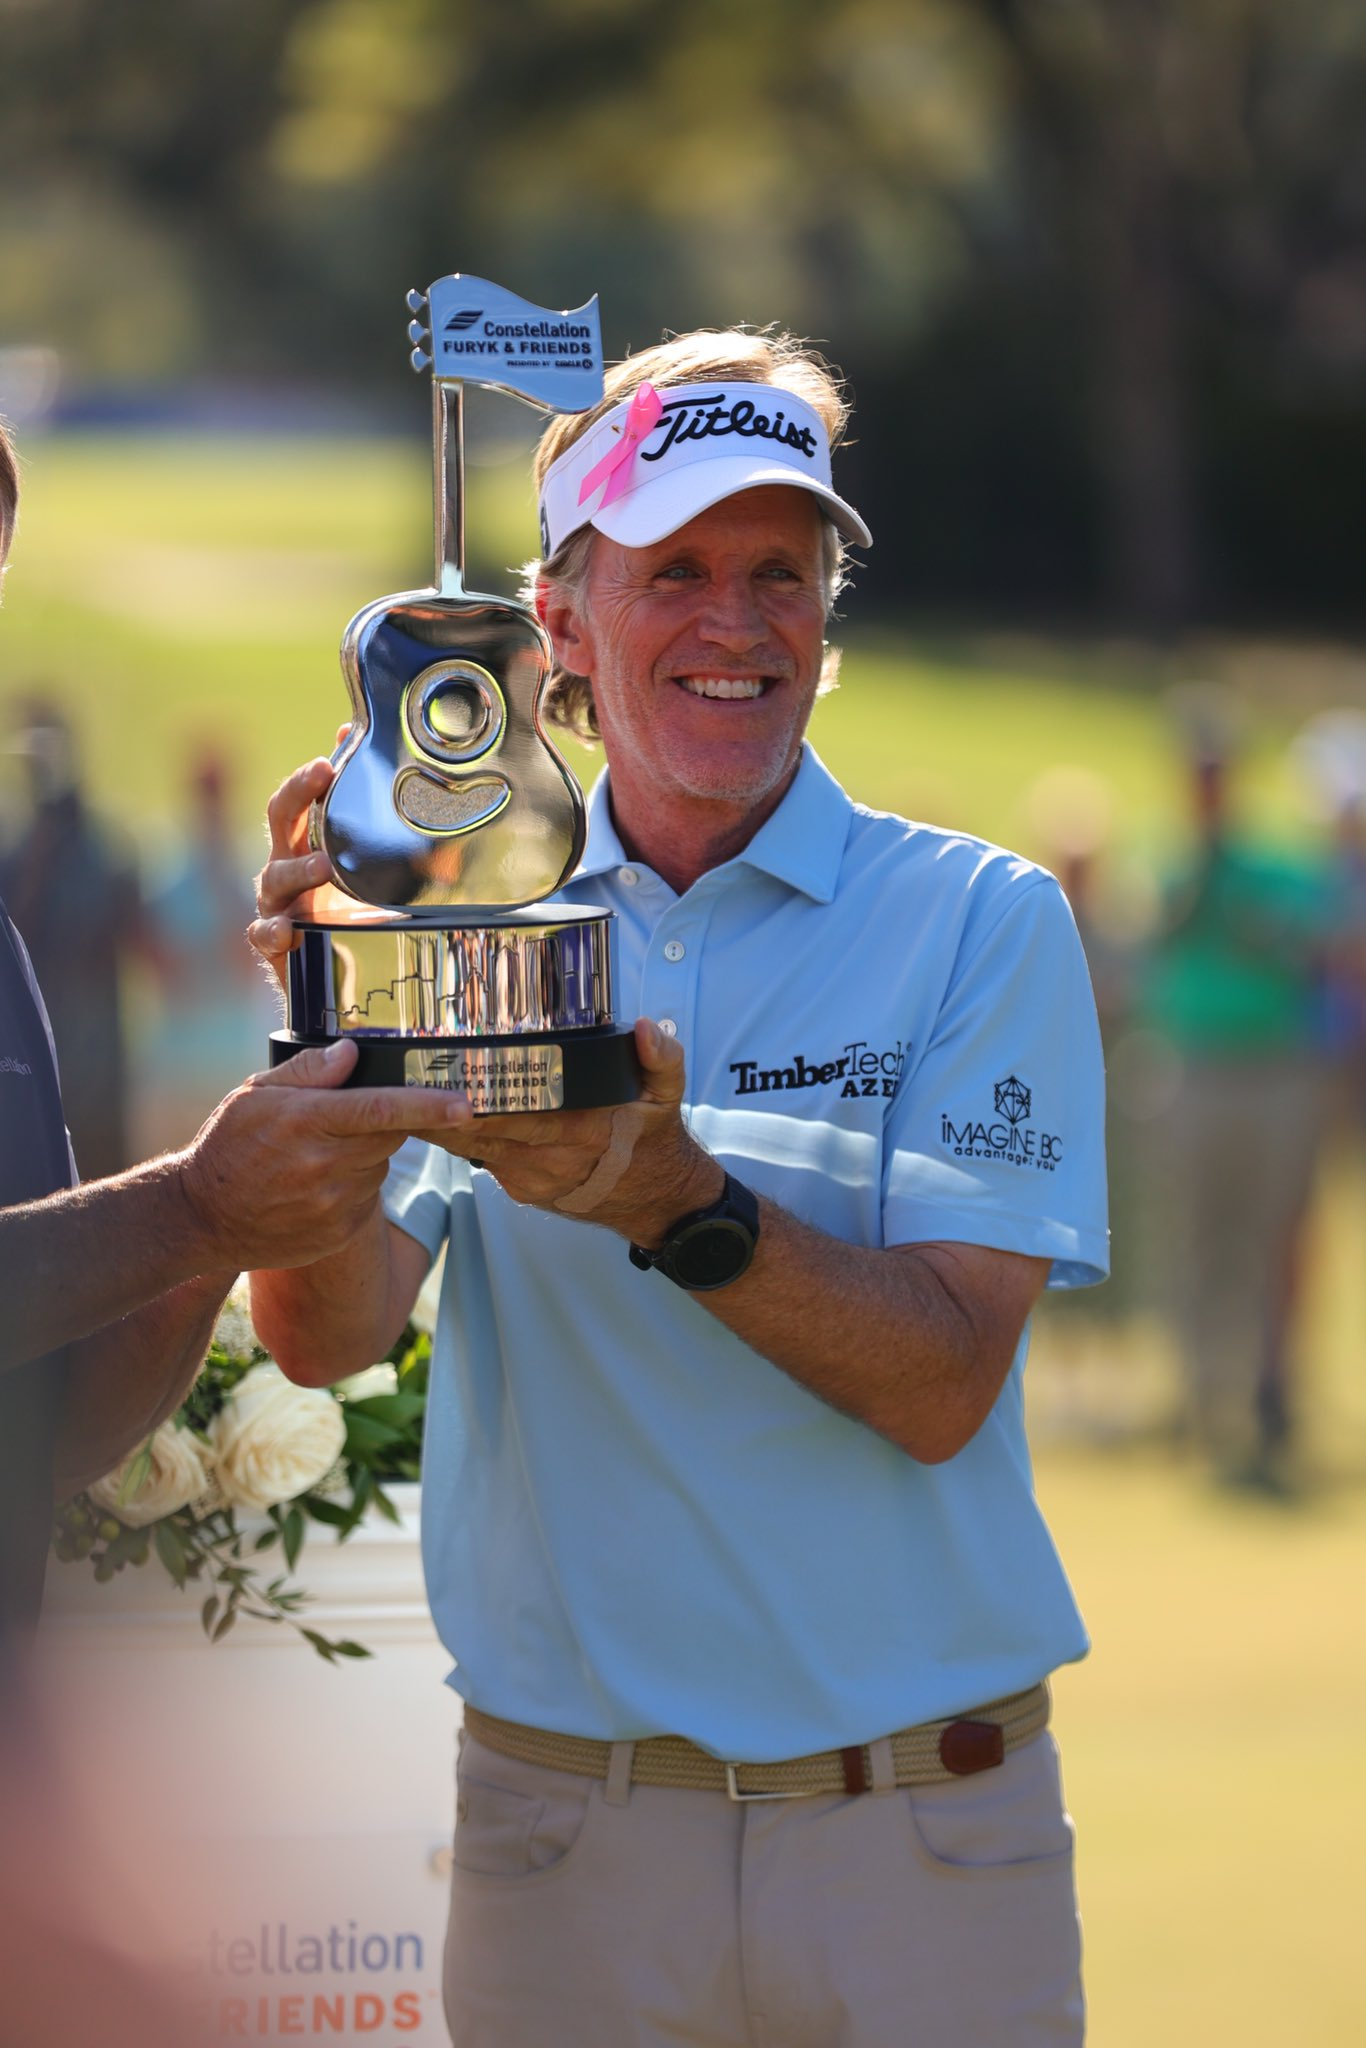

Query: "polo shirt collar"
left=575, top=743, right=852, bottom=904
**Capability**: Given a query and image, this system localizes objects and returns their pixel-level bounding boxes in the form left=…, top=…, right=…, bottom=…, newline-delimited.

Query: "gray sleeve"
left=5, top=911, right=78, bottom=1187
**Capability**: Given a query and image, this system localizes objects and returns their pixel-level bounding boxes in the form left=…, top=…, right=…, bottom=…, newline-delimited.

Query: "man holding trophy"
left=252, top=315, right=1109, bottom=2046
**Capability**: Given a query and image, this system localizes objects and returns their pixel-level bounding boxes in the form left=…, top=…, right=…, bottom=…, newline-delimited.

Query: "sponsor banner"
left=181, top=1837, right=449, bottom=2043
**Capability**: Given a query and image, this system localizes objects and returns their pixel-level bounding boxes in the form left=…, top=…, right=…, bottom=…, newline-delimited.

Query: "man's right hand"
left=174, top=1036, right=464, bottom=1272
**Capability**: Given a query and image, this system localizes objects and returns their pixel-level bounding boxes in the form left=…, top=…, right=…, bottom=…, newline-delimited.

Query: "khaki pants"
left=444, top=1727, right=1084, bottom=2047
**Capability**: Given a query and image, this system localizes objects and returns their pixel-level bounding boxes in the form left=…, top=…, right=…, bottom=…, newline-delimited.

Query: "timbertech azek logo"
left=940, top=1075, right=1062, bottom=1171
left=730, top=1039, right=907, bottom=1101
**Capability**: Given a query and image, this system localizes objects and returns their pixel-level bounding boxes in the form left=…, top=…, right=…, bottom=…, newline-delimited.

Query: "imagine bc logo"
left=941, top=1075, right=1061, bottom=1171
left=994, top=1076, right=1031, bottom=1124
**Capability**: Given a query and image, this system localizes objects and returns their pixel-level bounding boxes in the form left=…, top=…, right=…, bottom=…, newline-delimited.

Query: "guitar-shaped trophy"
left=268, top=276, right=642, bottom=1112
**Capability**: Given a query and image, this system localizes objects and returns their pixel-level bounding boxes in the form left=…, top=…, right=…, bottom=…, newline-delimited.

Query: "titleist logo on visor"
left=537, top=377, right=871, bottom=558
left=642, top=393, right=819, bottom=464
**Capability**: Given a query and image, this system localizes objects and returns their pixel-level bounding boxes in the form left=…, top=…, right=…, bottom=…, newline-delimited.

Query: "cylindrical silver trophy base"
left=271, top=903, right=642, bottom=1113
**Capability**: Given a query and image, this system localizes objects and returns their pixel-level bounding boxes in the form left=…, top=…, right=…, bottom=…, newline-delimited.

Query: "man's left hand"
left=250, top=749, right=354, bottom=989
left=426, top=1017, right=722, bottom=1245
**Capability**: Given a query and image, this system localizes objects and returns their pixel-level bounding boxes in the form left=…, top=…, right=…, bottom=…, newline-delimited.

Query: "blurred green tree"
left=3, top=0, right=1366, bottom=626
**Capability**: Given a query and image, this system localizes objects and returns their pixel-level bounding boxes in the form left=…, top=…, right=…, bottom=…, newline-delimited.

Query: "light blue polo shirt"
left=383, top=745, right=1109, bottom=1760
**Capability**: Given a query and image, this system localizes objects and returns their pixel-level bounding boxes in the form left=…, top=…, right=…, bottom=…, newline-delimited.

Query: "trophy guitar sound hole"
left=404, top=660, right=506, bottom=762
left=396, top=659, right=512, bottom=836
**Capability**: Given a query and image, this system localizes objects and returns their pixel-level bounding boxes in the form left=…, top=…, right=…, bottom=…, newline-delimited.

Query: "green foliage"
left=113, top=1439, right=153, bottom=1507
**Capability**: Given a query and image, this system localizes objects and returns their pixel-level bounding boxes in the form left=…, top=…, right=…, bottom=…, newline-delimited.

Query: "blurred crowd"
left=5, top=684, right=1365, bottom=1497
left=0, top=701, right=276, bottom=1177
left=1034, top=688, right=1366, bottom=1495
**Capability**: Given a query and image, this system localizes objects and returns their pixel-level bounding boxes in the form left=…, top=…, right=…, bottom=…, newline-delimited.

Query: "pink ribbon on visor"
left=577, top=383, right=664, bottom=511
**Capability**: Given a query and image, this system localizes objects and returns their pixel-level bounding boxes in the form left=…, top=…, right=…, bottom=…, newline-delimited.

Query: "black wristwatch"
left=629, top=1173, right=760, bottom=1292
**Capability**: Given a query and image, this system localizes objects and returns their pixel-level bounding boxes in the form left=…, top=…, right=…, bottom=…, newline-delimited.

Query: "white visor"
left=538, top=381, right=873, bottom=558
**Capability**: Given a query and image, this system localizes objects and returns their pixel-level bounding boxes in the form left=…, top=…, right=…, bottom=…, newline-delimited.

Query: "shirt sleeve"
left=5, top=908, right=78, bottom=1187
left=882, top=875, right=1109, bottom=1288
left=380, top=1137, right=461, bottom=1263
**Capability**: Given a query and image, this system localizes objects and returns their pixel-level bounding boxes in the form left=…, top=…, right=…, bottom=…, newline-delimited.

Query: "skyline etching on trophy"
left=309, top=915, right=612, bottom=1039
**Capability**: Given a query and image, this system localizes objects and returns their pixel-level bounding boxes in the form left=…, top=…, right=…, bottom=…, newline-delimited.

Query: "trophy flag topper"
left=407, top=276, right=605, bottom=412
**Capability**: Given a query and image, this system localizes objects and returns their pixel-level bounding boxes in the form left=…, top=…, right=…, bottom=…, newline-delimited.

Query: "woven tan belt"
left=464, top=1683, right=1050, bottom=1803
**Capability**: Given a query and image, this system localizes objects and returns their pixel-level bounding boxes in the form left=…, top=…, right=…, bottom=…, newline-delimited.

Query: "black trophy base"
left=269, top=1024, right=642, bottom=1114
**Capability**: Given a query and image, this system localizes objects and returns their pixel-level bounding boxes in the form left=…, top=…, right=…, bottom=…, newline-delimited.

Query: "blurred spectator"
left=0, top=700, right=152, bottom=1179
left=1141, top=687, right=1330, bottom=1487
left=1027, top=766, right=1131, bottom=1029
left=1292, top=709, right=1366, bottom=1121
left=136, top=747, right=277, bottom=1157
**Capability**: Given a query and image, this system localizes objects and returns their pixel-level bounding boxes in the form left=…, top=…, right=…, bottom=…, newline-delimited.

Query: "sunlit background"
left=4, top=4, right=1366, bottom=2040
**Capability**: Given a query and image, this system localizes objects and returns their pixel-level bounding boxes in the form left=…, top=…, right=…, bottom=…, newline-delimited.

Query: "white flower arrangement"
left=209, top=1362, right=348, bottom=1512
left=89, top=1421, right=213, bottom=1528
left=52, top=1279, right=430, bottom=1662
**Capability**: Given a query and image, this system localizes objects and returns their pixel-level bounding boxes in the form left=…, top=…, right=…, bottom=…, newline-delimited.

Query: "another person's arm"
left=54, top=1276, right=232, bottom=1497
left=1, top=1040, right=466, bottom=1484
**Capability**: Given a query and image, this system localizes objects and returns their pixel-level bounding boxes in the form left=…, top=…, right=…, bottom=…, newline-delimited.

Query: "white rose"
left=335, top=1364, right=398, bottom=1403
left=90, top=1423, right=212, bottom=1528
left=210, top=1363, right=347, bottom=1512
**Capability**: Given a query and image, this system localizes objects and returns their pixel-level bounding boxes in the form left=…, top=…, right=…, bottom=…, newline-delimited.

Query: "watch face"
left=670, top=1217, right=755, bottom=1291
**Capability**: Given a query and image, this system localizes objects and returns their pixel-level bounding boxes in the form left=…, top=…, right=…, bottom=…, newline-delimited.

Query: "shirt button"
left=663, top=939, right=685, bottom=962
left=619, top=867, right=639, bottom=886
left=658, top=1018, right=678, bottom=1037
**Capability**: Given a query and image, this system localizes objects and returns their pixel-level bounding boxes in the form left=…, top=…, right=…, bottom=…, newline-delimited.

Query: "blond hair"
left=525, top=328, right=854, bottom=739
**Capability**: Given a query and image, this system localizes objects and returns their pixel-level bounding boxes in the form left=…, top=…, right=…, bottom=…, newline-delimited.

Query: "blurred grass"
left=4, top=434, right=1366, bottom=2044
left=1044, top=1442, right=1366, bottom=2046
left=0, top=431, right=1342, bottom=858
left=1, top=434, right=438, bottom=849
left=1031, top=1138, right=1366, bottom=2045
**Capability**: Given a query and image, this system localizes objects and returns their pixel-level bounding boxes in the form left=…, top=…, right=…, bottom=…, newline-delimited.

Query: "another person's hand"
left=174, top=1037, right=465, bottom=1271
left=422, top=1018, right=723, bottom=1246
left=250, top=752, right=354, bottom=989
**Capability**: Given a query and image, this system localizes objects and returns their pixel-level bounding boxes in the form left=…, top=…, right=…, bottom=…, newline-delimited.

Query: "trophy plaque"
left=268, top=277, right=642, bottom=1113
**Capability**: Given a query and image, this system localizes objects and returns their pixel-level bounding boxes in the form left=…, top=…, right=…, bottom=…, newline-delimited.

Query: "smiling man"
left=250, top=329, right=1110, bottom=2048
left=556, top=483, right=825, bottom=875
